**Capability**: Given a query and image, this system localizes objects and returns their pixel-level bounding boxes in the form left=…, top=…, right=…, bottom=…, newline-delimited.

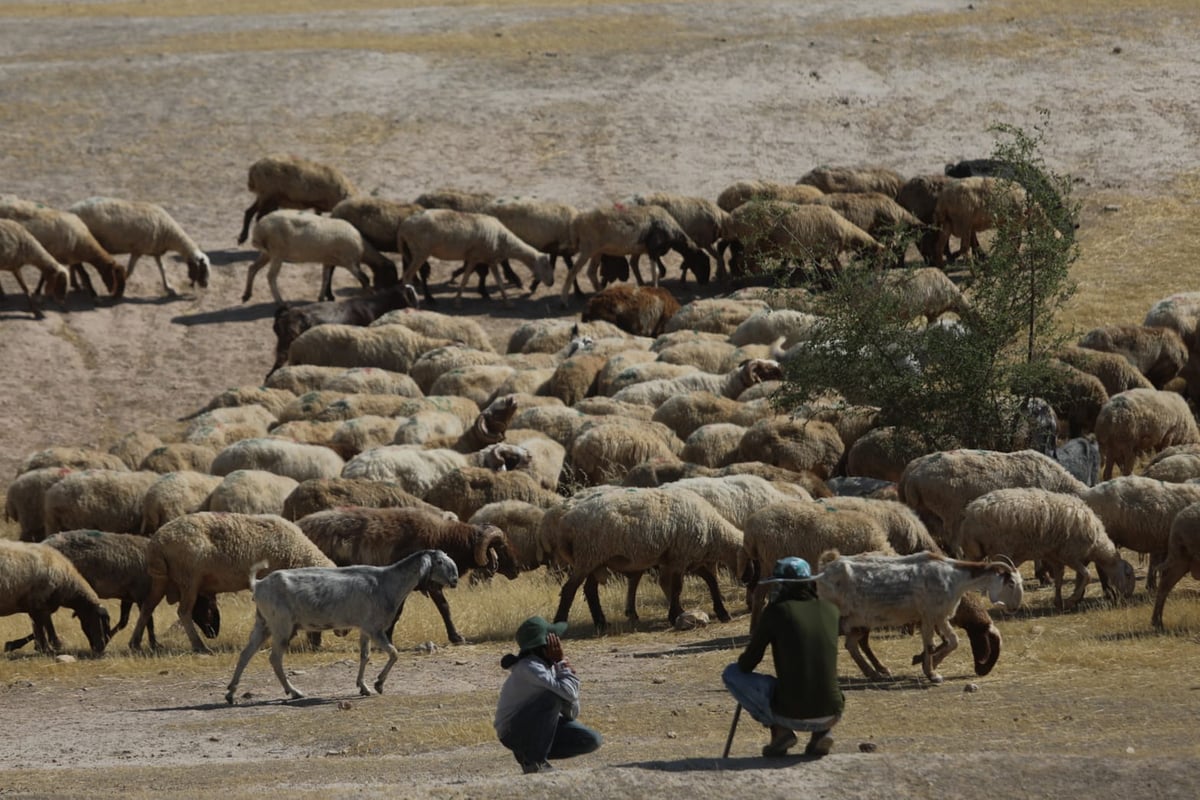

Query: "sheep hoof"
left=928, top=673, right=944, bottom=685
left=225, top=692, right=235, bottom=704
left=373, top=681, right=385, bottom=694
left=241, top=293, right=252, bottom=303
left=287, top=690, right=305, bottom=701
left=360, top=685, right=373, bottom=697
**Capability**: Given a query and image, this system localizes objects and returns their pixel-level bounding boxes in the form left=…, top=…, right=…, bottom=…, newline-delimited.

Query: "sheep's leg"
left=319, top=265, right=336, bottom=302
left=426, top=585, right=465, bottom=644
left=152, top=255, right=178, bottom=296
left=241, top=251, right=269, bottom=303
left=238, top=199, right=264, bottom=245
left=932, top=226, right=951, bottom=268
left=31, top=612, right=60, bottom=653
left=583, top=573, right=607, bottom=633
left=624, top=571, right=643, bottom=622
left=651, top=255, right=669, bottom=287
left=1062, top=559, right=1090, bottom=611
left=487, top=262, right=512, bottom=307
left=705, top=244, right=727, bottom=282
left=128, top=575, right=168, bottom=650
left=371, top=632, right=400, bottom=695
left=659, top=570, right=685, bottom=624
left=225, top=615, right=270, bottom=703
left=500, top=259, right=523, bottom=288
left=3, top=632, right=36, bottom=652
left=452, top=259, right=476, bottom=307
left=1146, top=552, right=1164, bottom=592
left=696, top=566, right=732, bottom=623
left=265, top=256, right=287, bottom=306
left=8, top=269, right=44, bottom=319
left=629, top=254, right=647, bottom=286
left=112, top=600, right=132, bottom=635
left=1151, top=558, right=1193, bottom=629
left=177, top=592, right=212, bottom=653
left=554, top=572, right=585, bottom=626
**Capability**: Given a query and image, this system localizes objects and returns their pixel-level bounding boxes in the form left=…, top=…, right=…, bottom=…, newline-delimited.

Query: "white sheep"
left=224, top=550, right=458, bottom=701
left=0, top=540, right=111, bottom=654
left=341, top=446, right=469, bottom=498
left=650, top=391, right=774, bottom=440
left=43, top=469, right=160, bottom=537
left=566, top=419, right=683, bottom=486
left=1057, top=345, right=1154, bottom=397
left=207, top=469, right=300, bottom=516
left=68, top=196, right=210, bottom=296
left=237, top=154, right=357, bottom=245
left=141, top=471, right=223, bottom=534
left=1078, top=324, right=1188, bottom=390
left=728, top=308, right=821, bottom=349
left=371, top=308, right=495, bottom=353
left=930, top=177, right=1027, bottom=267
left=18, top=446, right=130, bottom=475
left=958, top=488, right=1135, bottom=610
left=879, top=267, right=970, bottom=325
left=482, top=197, right=579, bottom=289
left=0, top=195, right=126, bottom=297
left=1143, top=291, right=1200, bottom=351
left=129, top=512, right=335, bottom=652
left=723, top=200, right=882, bottom=278
left=1094, top=388, right=1200, bottom=480
left=0, top=218, right=68, bottom=318
left=424, top=467, right=559, bottom=522
left=663, top=297, right=770, bottom=335
left=139, top=442, right=218, bottom=474
left=178, top=385, right=297, bottom=421
left=243, top=209, right=373, bottom=305
left=715, top=179, right=824, bottom=212
left=798, top=165, right=906, bottom=198
left=210, top=437, right=344, bottom=483
left=107, top=430, right=166, bottom=471
left=284, top=323, right=450, bottom=374
left=397, top=208, right=554, bottom=306
left=612, top=359, right=783, bottom=408
left=507, top=318, right=635, bottom=355
left=468, top=501, right=548, bottom=571
left=816, top=496, right=939, bottom=556
left=664, top=474, right=804, bottom=530
left=6, top=467, right=76, bottom=541
left=680, top=423, right=748, bottom=468
left=735, top=417, right=845, bottom=479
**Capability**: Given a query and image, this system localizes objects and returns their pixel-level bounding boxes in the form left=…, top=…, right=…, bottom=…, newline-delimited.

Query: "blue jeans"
left=722, top=663, right=841, bottom=733
left=497, top=691, right=603, bottom=766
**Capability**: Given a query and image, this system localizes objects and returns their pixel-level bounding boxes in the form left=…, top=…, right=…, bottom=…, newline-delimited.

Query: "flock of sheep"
left=4, top=154, right=1200, bottom=701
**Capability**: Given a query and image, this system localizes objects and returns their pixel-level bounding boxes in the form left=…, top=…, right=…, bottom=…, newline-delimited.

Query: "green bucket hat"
left=516, top=616, right=568, bottom=652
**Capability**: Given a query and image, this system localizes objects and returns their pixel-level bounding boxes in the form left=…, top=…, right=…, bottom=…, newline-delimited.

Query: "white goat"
left=814, top=551, right=1023, bottom=684
left=224, top=549, right=459, bottom=703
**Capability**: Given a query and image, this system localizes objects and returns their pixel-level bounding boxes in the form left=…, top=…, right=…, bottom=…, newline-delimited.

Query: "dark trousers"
left=498, top=691, right=603, bottom=766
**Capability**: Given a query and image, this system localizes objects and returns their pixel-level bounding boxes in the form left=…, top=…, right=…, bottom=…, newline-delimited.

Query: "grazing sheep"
left=898, top=449, right=1088, bottom=551
left=141, top=471, right=223, bottom=534
left=130, top=512, right=334, bottom=651
left=567, top=420, right=683, bottom=485
left=880, top=267, right=970, bottom=325
left=108, top=431, right=166, bottom=471
left=207, top=470, right=300, bottom=516
left=651, top=392, right=774, bottom=440
left=1078, top=324, right=1188, bottom=389
left=798, top=166, right=905, bottom=198
left=138, top=443, right=218, bottom=474
left=613, top=359, right=783, bottom=408
left=549, top=486, right=743, bottom=630
left=680, top=423, right=748, bottom=468
left=297, top=507, right=516, bottom=644
left=483, top=197, right=579, bottom=291
left=5, top=467, right=75, bottom=542
left=371, top=308, right=495, bottom=352
left=285, top=323, right=451, bottom=374
left=1083, top=477, right=1200, bottom=590
left=814, top=551, right=1022, bottom=683
left=631, top=192, right=731, bottom=279
left=225, top=550, right=458, bottom=701
left=722, top=201, right=882, bottom=278
left=41, top=529, right=219, bottom=650
left=265, top=282, right=420, bottom=379
left=243, top=209, right=375, bottom=305
left=813, top=192, right=925, bottom=265
left=1143, top=452, right=1200, bottom=483
left=728, top=308, right=821, bottom=349
left=210, top=437, right=344, bottom=483
left=1144, top=292, right=1200, bottom=351
left=237, top=154, right=356, bottom=245
left=845, top=426, right=927, bottom=483
left=817, top=496, right=939, bottom=556
left=895, top=174, right=955, bottom=265
left=68, top=197, right=209, bottom=296
left=0, top=196, right=125, bottom=297
left=18, top=446, right=128, bottom=475
left=581, top=284, right=681, bottom=337
left=1037, top=361, right=1109, bottom=438
left=1150, top=501, right=1200, bottom=629
left=327, top=195, right=422, bottom=287
left=0, top=218, right=68, bottom=318
left=930, top=177, right=1027, bottom=267
left=958, top=488, right=1135, bottom=610
left=716, top=179, right=824, bottom=212
left=178, top=385, right=297, bottom=421
left=735, top=417, right=845, bottom=479
left=0, top=540, right=110, bottom=655
left=468, top=501, right=547, bottom=571
left=398, top=208, right=554, bottom=306
left=281, top=477, right=435, bottom=521
left=423, top=467, right=558, bottom=521
left=342, top=446, right=469, bottom=498
left=1094, top=388, right=1200, bottom=480
left=664, top=475, right=802, bottom=530
left=43, top=470, right=159, bottom=536
left=1056, top=345, right=1154, bottom=396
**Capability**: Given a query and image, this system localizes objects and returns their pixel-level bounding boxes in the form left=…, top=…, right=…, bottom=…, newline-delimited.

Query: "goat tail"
left=247, top=559, right=270, bottom=594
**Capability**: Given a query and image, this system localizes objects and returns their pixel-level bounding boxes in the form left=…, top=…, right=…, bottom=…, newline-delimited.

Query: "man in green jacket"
left=723, top=557, right=845, bottom=757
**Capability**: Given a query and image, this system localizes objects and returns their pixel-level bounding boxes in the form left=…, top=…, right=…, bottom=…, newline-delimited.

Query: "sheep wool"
left=43, top=469, right=160, bottom=536
left=1094, top=388, right=1200, bottom=480
left=207, top=470, right=300, bottom=516
left=210, top=437, right=344, bottom=483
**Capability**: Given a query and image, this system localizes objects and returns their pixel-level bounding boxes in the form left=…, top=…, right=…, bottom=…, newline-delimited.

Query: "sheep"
left=0, top=196, right=125, bottom=297
left=895, top=174, right=955, bottom=265
left=1033, top=360, right=1109, bottom=438
left=562, top=204, right=708, bottom=307
left=813, top=192, right=925, bottom=265
left=544, top=352, right=606, bottom=406
left=469, top=501, right=547, bottom=571
left=409, top=346, right=505, bottom=394
left=798, top=166, right=905, bottom=198
left=265, top=282, right=421, bottom=379
left=845, top=426, right=927, bottom=483
left=1082, top=476, right=1200, bottom=590
left=397, top=208, right=554, bottom=306
left=734, top=417, right=845, bottom=479
left=184, top=405, right=277, bottom=437
left=43, top=470, right=160, bottom=537
left=482, top=197, right=580, bottom=291
left=243, top=209, right=376, bottom=306
left=680, top=423, right=747, bottom=468
left=327, top=416, right=404, bottom=458
left=390, top=411, right=465, bottom=448
left=722, top=200, right=883, bottom=279
left=1150, top=501, right=1200, bottom=629
left=210, top=437, right=344, bottom=483
left=68, top=197, right=210, bottom=296
left=651, top=392, right=773, bottom=441
left=501, top=431, right=566, bottom=492
left=18, top=446, right=128, bottom=476
left=207, top=470, right=300, bottom=516
left=264, top=364, right=349, bottom=395
left=0, top=540, right=110, bottom=655
left=715, top=180, right=824, bottom=212
left=581, top=284, right=681, bottom=338
left=664, top=474, right=803, bottom=530
left=630, top=192, right=731, bottom=279
left=307, top=394, right=437, bottom=425
left=107, top=431, right=166, bottom=471
left=958, top=488, right=1135, bottom=610
left=604, top=360, right=699, bottom=396
left=371, top=308, right=494, bottom=353
left=237, top=154, right=357, bottom=245
left=549, top=486, right=743, bottom=630
left=423, top=467, right=558, bottom=522
left=827, top=476, right=899, bottom=499
left=1056, top=345, right=1154, bottom=396
left=138, top=443, right=218, bottom=474
left=296, top=507, right=516, bottom=644
left=719, top=462, right=834, bottom=498
left=930, top=177, right=1028, bottom=267
left=225, top=549, right=458, bottom=702
left=1143, top=292, right=1200, bottom=352
left=897, top=449, right=1088, bottom=551
left=5, top=467, right=76, bottom=542
left=813, top=551, right=1023, bottom=683
left=655, top=339, right=739, bottom=374
left=1078, top=324, right=1188, bottom=389
left=817, top=496, right=939, bottom=556
left=728, top=308, right=821, bottom=349
left=566, top=420, right=684, bottom=486
left=879, top=267, right=970, bottom=326
left=613, top=359, right=783, bottom=408
left=342, top=446, right=469, bottom=498
left=507, top=405, right=590, bottom=449
left=326, top=195, right=423, bottom=288
left=141, top=471, right=223, bottom=534
left=0, top=218, right=68, bottom=318
left=128, top=512, right=334, bottom=652
left=285, top=323, right=451, bottom=375
left=281, top=477, right=435, bottom=521
left=39, top=529, right=220, bottom=651
left=1094, top=388, right=1200, bottom=480
left=178, top=385, right=297, bottom=421
left=430, top=365, right=518, bottom=408
left=1143, top=453, right=1200, bottom=483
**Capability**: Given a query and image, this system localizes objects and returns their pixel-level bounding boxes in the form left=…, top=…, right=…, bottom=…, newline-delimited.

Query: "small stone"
left=1126, top=746, right=1135, bottom=754
left=652, top=677, right=666, bottom=684
left=667, top=731, right=678, bottom=739
left=208, top=737, right=219, bottom=742
left=1102, top=204, right=1121, bottom=212
left=158, top=670, right=170, bottom=676
left=54, top=654, right=76, bottom=664
left=859, top=742, right=878, bottom=753
left=964, top=683, right=979, bottom=693
left=1112, top=46, right=1123, bottom=54
left=337, top=701, right=353, bottom=711
left=390, top=725, right=399, bottom=732
left=454, top=660, right=468, bottom=666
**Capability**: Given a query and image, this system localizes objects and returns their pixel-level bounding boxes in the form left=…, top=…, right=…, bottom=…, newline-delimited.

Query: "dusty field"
left=3, top=0, right=1200, bottom=796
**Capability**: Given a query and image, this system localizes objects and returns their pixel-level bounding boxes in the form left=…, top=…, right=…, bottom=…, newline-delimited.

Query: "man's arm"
left=737, top=607, right=772, bottom=672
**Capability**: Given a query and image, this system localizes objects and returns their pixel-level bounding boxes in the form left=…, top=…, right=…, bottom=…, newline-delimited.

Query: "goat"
left=814, top=550, right=1023, bottom=683
left=225, top=549, right=459, bottom=702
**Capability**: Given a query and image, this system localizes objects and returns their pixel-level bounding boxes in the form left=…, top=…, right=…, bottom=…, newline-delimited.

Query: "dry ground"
left=2, top=0, right=1200, bottom=796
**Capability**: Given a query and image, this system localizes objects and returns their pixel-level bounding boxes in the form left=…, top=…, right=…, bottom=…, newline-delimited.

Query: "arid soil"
left=2, top=1, right=1200, bottom=797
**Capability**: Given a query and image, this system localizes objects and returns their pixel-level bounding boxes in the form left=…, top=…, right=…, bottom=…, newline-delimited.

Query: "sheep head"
left=1101, top=557, right=1136, bottom=601
left=532, top=253, right=556, bottom=289
left=187, top=252, right=211, bottom=289
left=76, top=603, right=112, bottom=655
left=475, top=395, right=519, bottom=444
left=472, top=524, right=519, bottom=579
left=739, top=358, right=783, bottom=387
left=481, top=443, right=532, bottom=472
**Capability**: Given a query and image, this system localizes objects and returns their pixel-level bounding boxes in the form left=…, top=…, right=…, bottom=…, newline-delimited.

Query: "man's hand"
left=545, top=633, right=569, bottom=668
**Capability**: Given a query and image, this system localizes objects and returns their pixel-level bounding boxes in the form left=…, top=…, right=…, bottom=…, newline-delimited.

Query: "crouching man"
left=724, top=557, right=845, bottom=757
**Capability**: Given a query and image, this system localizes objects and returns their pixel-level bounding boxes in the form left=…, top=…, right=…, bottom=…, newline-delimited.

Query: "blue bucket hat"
left=761, top=556, right=815, bottom=583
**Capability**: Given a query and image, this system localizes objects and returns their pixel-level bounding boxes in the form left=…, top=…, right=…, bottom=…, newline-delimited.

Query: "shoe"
left=805, top=733, right=834, bottom=757
left=762, top=729, right=798, bottom=757
left=522, top=761, right=555, bottom=774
